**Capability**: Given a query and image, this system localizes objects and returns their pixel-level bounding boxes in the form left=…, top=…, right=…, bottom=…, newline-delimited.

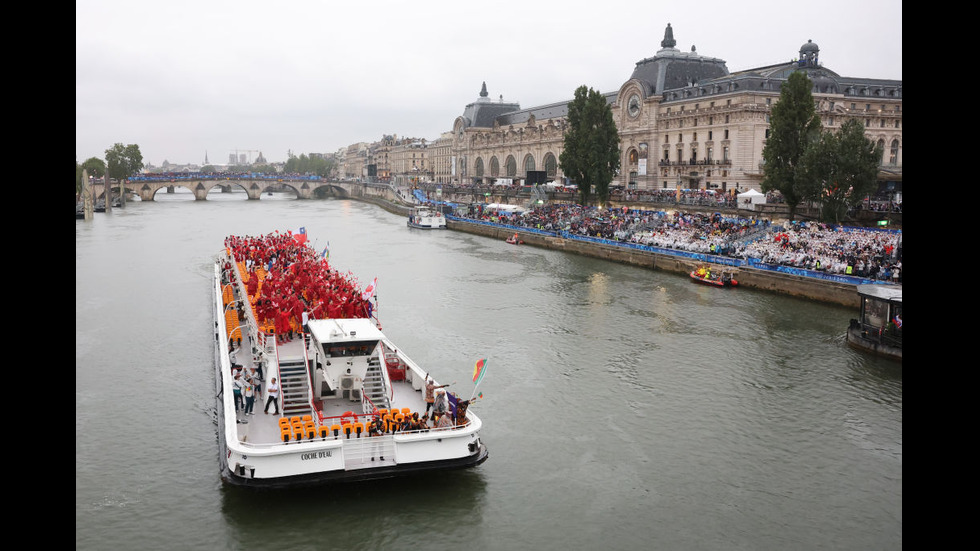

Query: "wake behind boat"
left=407, top=206, right=447, bottom=229
left=213, top=230, right=487, bottom=488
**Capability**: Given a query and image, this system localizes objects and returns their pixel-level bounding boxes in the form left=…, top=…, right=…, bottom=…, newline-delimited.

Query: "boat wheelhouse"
left=846, top=284, right=902, bottom=361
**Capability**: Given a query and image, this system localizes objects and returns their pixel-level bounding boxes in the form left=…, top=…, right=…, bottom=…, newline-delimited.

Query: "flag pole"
left=469, top=356, right=489, bottom=401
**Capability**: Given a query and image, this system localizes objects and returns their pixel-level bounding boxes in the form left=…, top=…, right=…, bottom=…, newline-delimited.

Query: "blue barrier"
left=743, top=258, right=882, bottom=285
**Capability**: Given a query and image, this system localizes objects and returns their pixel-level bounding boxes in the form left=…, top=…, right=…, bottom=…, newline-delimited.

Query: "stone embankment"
left=367, top=192, right=864, bottom=308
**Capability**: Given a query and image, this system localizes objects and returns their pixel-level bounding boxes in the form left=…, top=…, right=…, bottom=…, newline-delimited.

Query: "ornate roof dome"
left=629, top=23, right=729, bottom=96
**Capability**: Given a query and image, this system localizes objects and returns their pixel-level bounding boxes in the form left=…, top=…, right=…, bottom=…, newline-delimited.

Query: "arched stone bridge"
left=89, top=177, right=387, bottom=202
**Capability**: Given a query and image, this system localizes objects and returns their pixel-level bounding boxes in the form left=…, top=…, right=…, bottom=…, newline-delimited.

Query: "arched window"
left=523, top=154, right=535, bottom=174
left=475, top=158, right=484, bottom=178
left=889, top=140, right=899, bottom=165
left=490, top=157, right=500, bottom=177
left=629, top=149, right=638, bottom=164
left=506, top=156, right=517, bottom=178
left=544, top=153, right=557, bottom=178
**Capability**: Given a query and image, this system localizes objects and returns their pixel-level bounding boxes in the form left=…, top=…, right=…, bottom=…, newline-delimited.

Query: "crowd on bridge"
left=223, top=231, right=375, bottom=343
left=456, top=203, right=902, bottom=282
left=129, top=171, right=324, bottom=182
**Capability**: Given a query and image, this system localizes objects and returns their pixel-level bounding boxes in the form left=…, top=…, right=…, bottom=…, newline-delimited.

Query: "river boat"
left=213, top=235, right=487, bottom=488
left=690, top=264, right=738, bottom=287
left=505, top=233, right=523, bottom=245
left=407, top=206, right=447, bottom=229
left=846, top=284, right=902, bottom=362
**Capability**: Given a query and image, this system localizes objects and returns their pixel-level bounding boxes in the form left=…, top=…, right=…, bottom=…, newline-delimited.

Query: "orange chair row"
left=278, top=415, right=368, bottom=443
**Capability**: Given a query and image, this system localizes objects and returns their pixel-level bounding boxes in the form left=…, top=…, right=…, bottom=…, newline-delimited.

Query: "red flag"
left=291, top=227, right=307, bottom=245
left=361, top=277, right=377, bottom=300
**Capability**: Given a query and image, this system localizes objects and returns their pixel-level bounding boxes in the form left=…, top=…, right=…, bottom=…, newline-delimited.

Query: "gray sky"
left=76, top=0, right=902, bottom=167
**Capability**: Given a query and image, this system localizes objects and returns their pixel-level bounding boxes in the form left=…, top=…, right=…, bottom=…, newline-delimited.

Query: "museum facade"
left=438, top=23, right=901, bottom=194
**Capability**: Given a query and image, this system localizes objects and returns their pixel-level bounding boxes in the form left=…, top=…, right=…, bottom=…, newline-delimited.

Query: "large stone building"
left=442, top=23, right=902, bottom=194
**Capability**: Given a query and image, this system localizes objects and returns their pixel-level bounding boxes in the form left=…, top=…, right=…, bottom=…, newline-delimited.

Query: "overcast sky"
left=76, top=0, right=902, bottom=167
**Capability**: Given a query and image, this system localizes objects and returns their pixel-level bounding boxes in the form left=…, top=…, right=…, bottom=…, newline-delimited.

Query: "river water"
left=75, top=189, right=902, bottom=550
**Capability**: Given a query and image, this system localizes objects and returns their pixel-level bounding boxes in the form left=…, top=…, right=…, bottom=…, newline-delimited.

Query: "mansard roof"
left=493, top=93, right=618, bottom=127
left=459, top=81, right=522, bottom=129
left=628, top=23, right=730, bottom=96
left=459, top=25, right=902, bottom=128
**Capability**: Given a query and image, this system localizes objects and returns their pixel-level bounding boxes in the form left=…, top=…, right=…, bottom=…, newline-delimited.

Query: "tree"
left=104, top=143, right=144, bottom=205
left=82, top=157, right=106, bottom=179
left=250, top=163, right=276, bottom=174
left=104, top=143, right=144, bottom=180
left=559, top=85, right=621, bottom=206
left=761, top=71, right=823, bottom=220
left=800, top=119, right=883, bottom=225
left=284, top=153, right=334, bottom=178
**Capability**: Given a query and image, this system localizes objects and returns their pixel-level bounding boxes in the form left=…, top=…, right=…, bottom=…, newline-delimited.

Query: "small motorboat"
left=505, top=233, right=523, bottom=245
left=690, top=264, right=737, bottom=287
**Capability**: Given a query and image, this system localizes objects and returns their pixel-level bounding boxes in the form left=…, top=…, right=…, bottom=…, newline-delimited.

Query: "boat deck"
left=216, top=245, right=487, bottom=484
left=229, top=337, right=438, bottom=448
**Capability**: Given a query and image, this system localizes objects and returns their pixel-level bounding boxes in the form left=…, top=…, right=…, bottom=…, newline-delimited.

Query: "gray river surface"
left=76, top=190, right=902, bottom=550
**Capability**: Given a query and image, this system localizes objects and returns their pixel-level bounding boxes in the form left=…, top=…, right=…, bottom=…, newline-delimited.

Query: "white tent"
left=737, top=189, right=766, bottom=209
left=485, top=203, right=528, bottom=214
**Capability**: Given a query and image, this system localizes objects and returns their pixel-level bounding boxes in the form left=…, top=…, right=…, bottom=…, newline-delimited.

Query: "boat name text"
left=301, top=451, right=333, bottom=460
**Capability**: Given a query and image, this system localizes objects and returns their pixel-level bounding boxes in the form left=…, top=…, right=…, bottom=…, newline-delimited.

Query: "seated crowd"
left=456, top=203, right=902, bottom=282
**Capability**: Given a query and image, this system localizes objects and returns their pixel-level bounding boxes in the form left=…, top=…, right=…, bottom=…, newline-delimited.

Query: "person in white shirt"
left=264, top=377, right=280, bottom=415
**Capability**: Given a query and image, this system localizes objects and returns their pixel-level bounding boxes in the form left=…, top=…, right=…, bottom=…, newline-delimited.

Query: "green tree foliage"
left=77, top=157, right=108, bottom=203
left=559, top=85, right=621, bottom=206
left=250, top=163, right=276, bottom=174
left=82, top=157, right=106, bottom=179
left=284, top=153, right=335, bottom=178
left=761, top=72, right=823, bottom=220
left=800, top=119, right=883, bottom=225
left=104, top=143, right=144, bottom=181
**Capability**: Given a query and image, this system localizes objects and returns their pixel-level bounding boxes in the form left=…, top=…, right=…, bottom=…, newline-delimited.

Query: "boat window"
left=322, top=340, right=379, bottom=358
left=860, top=298, right=889, bottom=329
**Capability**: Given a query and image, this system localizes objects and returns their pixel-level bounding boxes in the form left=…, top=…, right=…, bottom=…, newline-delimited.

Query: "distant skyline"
left=76, top=0, right=902, bottom=167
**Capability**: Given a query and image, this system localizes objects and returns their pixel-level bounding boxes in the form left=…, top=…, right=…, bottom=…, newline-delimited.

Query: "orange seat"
left=342, top=423, right=353, bottom=438
left=278, top=418, right=292, bottom=429
left=303, top=421, right=316, bottom=440
left=400, top=408, right=411, bottom=416
left=354, top=422, right=364, bottom=438
left=317, top=424, right=330, bottom=439
left=330, top=424, right=341, bottom=438
left=280, top=426, right=292, bottom=442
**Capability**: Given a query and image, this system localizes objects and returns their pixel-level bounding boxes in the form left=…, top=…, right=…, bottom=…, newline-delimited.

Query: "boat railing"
left=223, top=250, right=284, bottom=384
